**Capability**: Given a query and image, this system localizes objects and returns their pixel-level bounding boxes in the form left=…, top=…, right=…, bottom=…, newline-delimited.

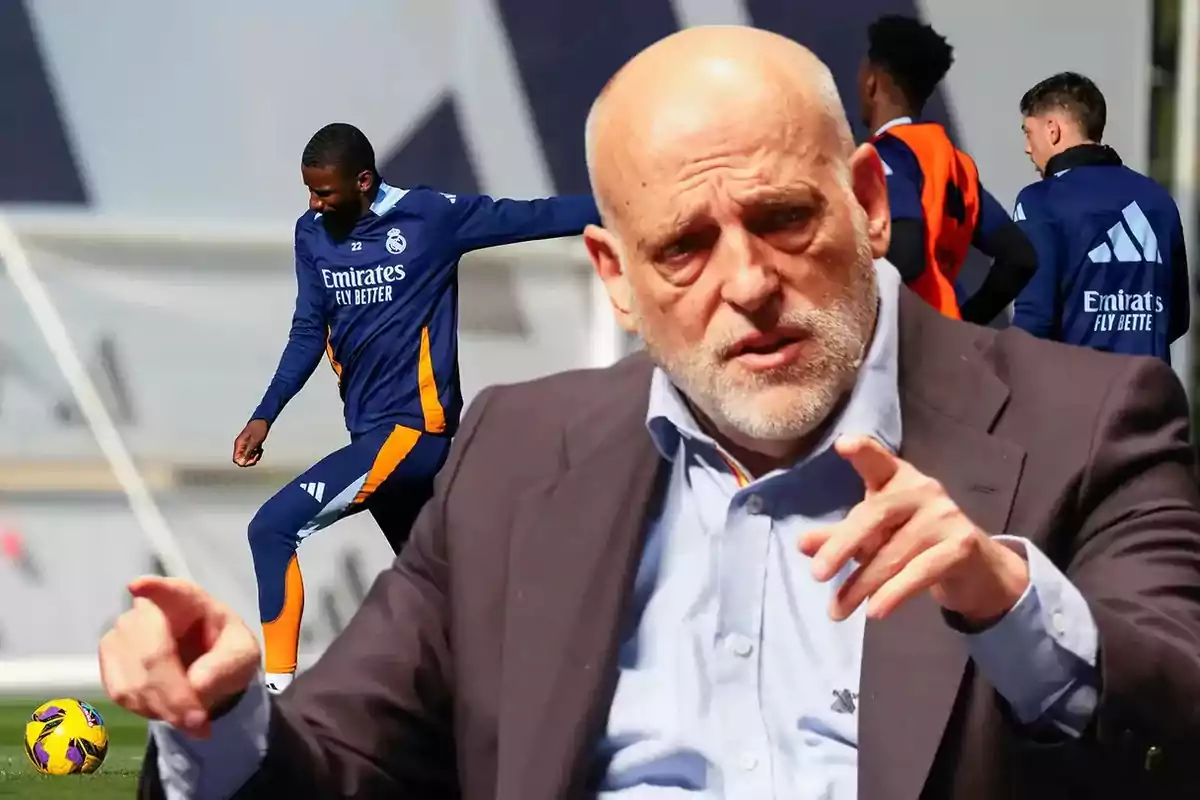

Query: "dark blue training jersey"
left=252, top=182, right=600, bottom=437
left=1011, top=145, right=1189, bottom=363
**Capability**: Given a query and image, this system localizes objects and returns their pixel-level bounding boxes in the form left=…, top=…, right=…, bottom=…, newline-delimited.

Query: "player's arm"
left=249, top=229, right=328, bottom=426
left=1009, top=189, right=1063, bottom=339
left=958, top=185, right=1038, bottom=325
left=444, top=191, right=601, bottom=253
left=872, top=137, right=926, bottom=284
left=1168, top=211, right=1190, bottom=344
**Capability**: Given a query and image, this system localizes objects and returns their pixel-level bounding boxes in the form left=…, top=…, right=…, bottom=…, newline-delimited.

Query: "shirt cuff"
left=151, top=679, right=270, bottom=799
left=960, top=536, right=1100, bottom=731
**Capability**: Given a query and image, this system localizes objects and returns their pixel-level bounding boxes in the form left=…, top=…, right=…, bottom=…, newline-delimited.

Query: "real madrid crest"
left=386, top=228, right=407, bottom=255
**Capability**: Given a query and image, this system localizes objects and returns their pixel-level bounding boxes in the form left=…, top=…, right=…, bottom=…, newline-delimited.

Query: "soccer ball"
left=24, top=698, right=109, bottom=775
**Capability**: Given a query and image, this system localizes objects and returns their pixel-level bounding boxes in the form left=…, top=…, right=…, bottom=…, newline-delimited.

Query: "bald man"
left=113, top=27, right=1200, bottom=799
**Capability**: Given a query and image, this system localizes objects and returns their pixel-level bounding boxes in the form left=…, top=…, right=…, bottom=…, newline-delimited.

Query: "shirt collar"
left=874, top=116, right=914, bottom=137
left=646, top=260, right=904, bottom=472
left=369, top=180, right=409, bottom=216
left=1043, top=143, right=1123, bottom=179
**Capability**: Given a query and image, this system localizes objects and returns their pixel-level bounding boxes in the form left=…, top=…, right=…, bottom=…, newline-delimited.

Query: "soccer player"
left=1011, top=72, right=1189, bottom=362
left=232, top=122, right=601, bottom=693
left=858, top=15, right=1038, bottom=324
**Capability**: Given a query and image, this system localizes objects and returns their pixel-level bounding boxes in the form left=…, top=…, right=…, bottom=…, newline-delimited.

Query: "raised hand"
left=799, top=435, right=1029, bottom=625
left=98, top=577, right=261, bottom=738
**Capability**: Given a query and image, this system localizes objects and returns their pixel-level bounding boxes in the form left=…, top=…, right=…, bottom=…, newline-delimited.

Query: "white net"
left=0, top=210, right=621, bottom=692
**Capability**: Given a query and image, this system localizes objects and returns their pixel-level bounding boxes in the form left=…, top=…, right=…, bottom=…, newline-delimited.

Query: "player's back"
left=873, top=121, right=981, bottom=318
left=297, top=184, right=466, bottom=438
left=1013, top=157, right=1184, bottom=362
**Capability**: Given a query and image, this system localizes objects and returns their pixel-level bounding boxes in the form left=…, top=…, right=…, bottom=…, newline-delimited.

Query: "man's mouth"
left=725, top=330, right=810, bottom=371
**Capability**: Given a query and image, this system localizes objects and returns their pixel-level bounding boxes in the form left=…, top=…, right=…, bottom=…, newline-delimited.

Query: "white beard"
left=640, top=225, right=878, bottom=443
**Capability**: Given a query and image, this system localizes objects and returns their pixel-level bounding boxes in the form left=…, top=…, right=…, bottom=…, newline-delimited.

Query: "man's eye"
left=658, top=231, right=714, bottom=263
left=756, top=206, right=813, bottom=232
left=661, top=240, right=695, bottom=260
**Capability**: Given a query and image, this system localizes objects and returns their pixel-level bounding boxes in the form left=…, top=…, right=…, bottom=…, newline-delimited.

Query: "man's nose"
left=309, top=195, right=324, bottom=212
left=719, top=232, right=782, bottom=313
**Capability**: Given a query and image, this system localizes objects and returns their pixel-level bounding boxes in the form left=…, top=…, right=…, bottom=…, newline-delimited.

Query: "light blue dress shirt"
left=149, top=261, right=1100, bottom=799
left=594, top=262, right=1099, bottom=799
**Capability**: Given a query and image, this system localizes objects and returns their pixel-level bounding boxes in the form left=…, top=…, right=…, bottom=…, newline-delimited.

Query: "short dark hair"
left=1019, top=72, right=1106, bottom=141
left=866, top=15, right=953, bottom=112
left=301, top=122, right=377, bottom=178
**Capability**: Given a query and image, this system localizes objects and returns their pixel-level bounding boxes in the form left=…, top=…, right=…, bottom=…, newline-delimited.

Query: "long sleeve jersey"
left=251, top=182, right=600, bottom=437
left=1011, top=144, right=1189, bottom=363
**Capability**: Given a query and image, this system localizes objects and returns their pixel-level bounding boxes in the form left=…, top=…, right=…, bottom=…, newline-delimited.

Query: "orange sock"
left=262, top=554, right=305, bottom=674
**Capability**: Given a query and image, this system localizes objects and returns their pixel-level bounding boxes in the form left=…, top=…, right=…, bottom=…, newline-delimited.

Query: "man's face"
left=1021, top=115, right=1057, bottom=176
left=587, top=104, right=890, bottom=444
left=302, top=165, right=370, bottom=225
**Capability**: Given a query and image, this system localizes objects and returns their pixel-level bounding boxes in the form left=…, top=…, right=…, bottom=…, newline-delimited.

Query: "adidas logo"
left=1087, top=201, right=1163, bottom=264
left=300, top=481, right=326, bottom=502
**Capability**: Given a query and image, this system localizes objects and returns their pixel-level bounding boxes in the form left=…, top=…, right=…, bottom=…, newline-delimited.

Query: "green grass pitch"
left=0, top=695, right=145, bottom=798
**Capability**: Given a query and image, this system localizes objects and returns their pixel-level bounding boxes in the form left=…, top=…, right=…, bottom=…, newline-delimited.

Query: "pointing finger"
left=835, top=435, right=900, bottom=493
left=129, top=578, right=211, bottom=637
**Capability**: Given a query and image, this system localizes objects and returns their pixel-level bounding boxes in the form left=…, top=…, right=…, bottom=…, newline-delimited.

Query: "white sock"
left=265, top=671, right=294, bottom=694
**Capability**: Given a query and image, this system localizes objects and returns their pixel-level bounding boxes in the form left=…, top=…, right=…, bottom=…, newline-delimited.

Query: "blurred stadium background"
left=0, top=0, right=1195, bottom=702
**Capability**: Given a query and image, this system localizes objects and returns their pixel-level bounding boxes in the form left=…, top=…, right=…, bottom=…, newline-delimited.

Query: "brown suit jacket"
left=142, top=291, right=1200, bottom=799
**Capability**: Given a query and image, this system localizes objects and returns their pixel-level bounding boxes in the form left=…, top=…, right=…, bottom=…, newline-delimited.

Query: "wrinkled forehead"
left=601, top=95, right=845, bottom=237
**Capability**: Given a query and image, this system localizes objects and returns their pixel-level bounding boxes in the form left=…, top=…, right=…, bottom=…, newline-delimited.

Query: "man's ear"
left=356, top=169, right=375, bottom=193
left=862, top=69, right=878, bottom=102
left=849, top=144, right=891, bottom=259
left=583, top=224, right=638, bottom=333
left=1046, top=118, right=1062, bottom=147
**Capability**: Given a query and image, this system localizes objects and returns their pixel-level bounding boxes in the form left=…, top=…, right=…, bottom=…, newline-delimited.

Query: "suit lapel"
left=859, top=294, right=1026, bottom=800
left=496, top=358, right=663, bottom=800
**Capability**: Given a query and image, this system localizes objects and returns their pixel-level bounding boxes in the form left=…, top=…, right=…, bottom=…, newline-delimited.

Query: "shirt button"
left=725, top=634, right=754, bottom=658
left=738, top=752, right=759, bottom=771
left=744, top=494, right=764, bottom=514
left=1051, top=611, right=1066, bottom=635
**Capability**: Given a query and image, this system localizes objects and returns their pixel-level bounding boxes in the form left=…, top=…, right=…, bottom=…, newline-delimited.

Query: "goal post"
left=0, top=214, right=194, bottom=583
left=0, top=210, right=625, bottom=695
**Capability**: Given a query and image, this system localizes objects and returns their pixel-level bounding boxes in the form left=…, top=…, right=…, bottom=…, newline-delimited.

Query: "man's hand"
left=233, top=419, right=269, bottom=467
left=98, top=577, right=261, bottom=739
left=799, top=435, right=1029, bottom=625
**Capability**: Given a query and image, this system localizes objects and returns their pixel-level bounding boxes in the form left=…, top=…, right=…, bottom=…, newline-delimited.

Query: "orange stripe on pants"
left=353, top=425, right=422, bottom=505
left=262, top=554, right=304, bottom=674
